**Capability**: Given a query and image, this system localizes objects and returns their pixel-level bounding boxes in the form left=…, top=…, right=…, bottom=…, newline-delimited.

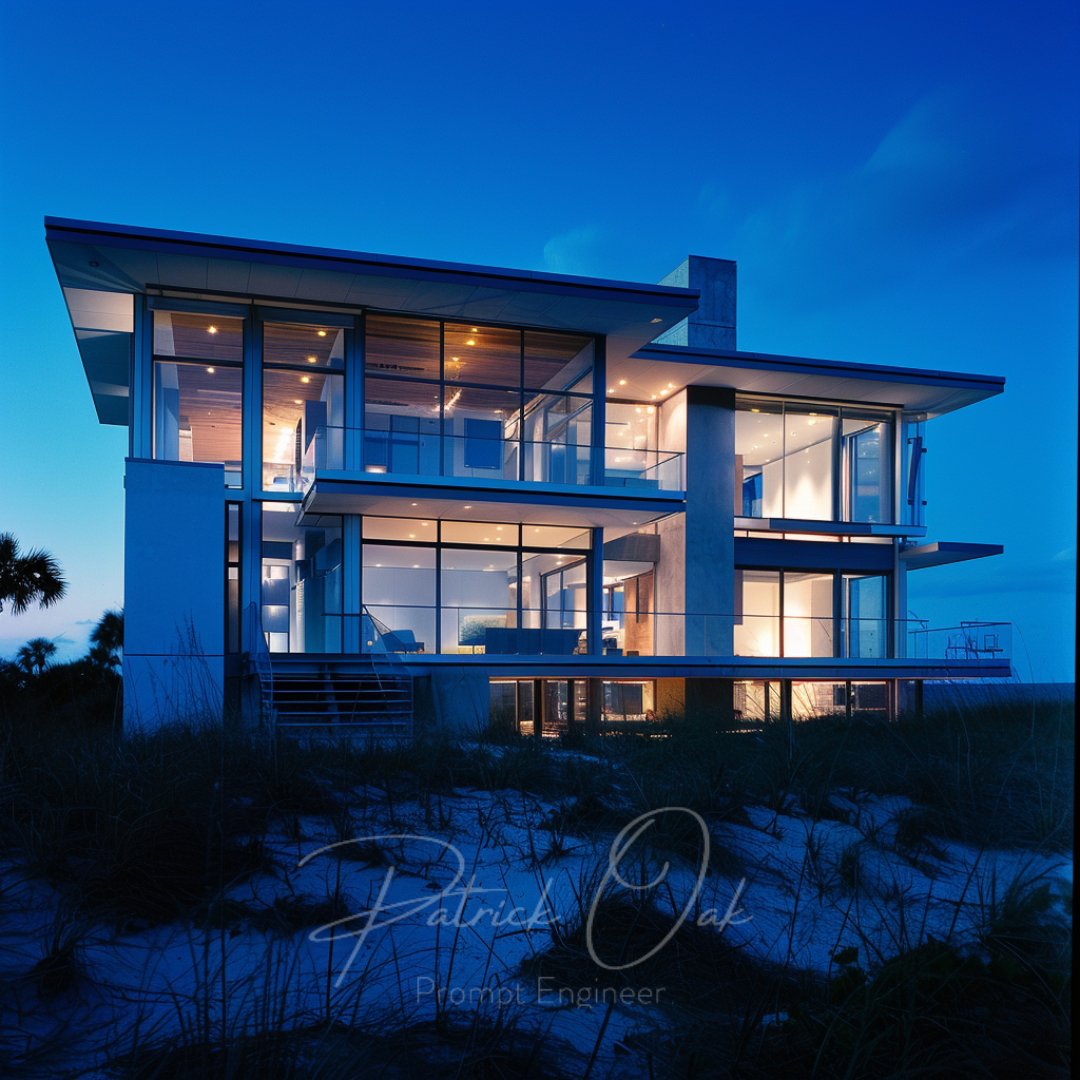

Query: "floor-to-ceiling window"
left=363, top=314, right=594, bottom=482
left=842, top=573, right=888, bottom=658
left=736, top=569, right=889, bottom=658
left=261, top=319, right=345, bottom=492
left=359, top=518, right=591, bottom=654
left=260, top=504, right=343, bottom=653
left=735, top=398, right=896, bottom=523
left=152, top=309, right=244, bottom=486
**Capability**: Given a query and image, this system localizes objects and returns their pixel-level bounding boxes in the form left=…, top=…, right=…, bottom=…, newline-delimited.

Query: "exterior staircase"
left=244, top=604, right=414, bottom=738
left=269, top=658, right=413, bottom=737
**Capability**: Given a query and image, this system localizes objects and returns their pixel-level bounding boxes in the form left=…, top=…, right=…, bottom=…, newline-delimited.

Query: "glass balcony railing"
left=905, top=621, right=1011, bottom=662
left=298, top=426, right=685, bottom=493
left=271, top=605, right=1009, bottom=663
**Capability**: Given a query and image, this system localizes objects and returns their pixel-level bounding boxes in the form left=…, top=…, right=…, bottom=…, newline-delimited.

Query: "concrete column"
left=587, top=527, right=604, bottom=655
left=683, top=386, right=736, bottom=655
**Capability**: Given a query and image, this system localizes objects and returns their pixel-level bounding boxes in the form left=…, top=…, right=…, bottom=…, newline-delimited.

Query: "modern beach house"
left=46, top=218, right=1009, bottom=734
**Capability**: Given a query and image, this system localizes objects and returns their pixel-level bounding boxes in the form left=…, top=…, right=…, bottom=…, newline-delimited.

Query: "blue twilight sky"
left=0, top=0, right=1075, bottom=679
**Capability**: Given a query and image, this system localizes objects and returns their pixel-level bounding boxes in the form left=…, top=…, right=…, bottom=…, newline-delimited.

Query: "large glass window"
left=736, top=399, right=896, bottom=523
left=362, top=314, right=596, bottom=482
left=843, top=412, right=893, bottom=522
left=782, top=571, right=834, bottom=657
left=154, top=310, right=243, bottom=363
left=783, top=407, right=837, bottom=520
left=260, top=505, right=342, bottom=653
left=153, top=310, right=244, bottom=485
left=154, top=361, right=243, bottom=484
left=362, top=544, right=435, bottom=654
left=734, top=570, right=780, bottom=656
left=737, top=569, right=889, bottom=658
left=843, top=573, right=888, bottom=658
left=440, top=548, right=518, bottom=654
left=349, top=518, right=592, bottom=656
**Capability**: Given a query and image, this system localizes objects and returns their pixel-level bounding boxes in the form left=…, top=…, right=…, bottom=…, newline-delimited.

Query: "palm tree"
left=0, top=534, right=66, bottom=616
left=16, top=638, right=57, bottom=676
left=89, top=609, right=123, bottom=670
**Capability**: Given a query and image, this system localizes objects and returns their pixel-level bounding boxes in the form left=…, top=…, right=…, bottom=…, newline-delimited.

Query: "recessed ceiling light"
left=607, top=387, right=614, bottom=394
left=751, top=408, right=761, bottom=413
left=421, top=521, right=429, bottom=526
left=464, top=505, right=472, bottom=510
left=650, top=317, right=663, bottom=324
left=317, top=329, right=327, bottom=337
left=618, top=379, right=627, bottom=386
left=301, top=376, right=311, bottom=384
left=470, top=327, right=478, bottom=332
left=307, top=355, right=317, bottom=364
left=293, top=399, right=302, bottom=405
left=650, top=394, right=657, bottom=400
left=466, top=338, right=476, bottom=346
left=483, top=537, right=490, bottom=541
left=207, top=325, right=218, bottom=335
left=408, top=534, right=416, bottom=539
left=647, top=406, right=655, bottom=414
left=659, top=388, right=669, bottom=396
left=206, top=367, right=215, bottom=374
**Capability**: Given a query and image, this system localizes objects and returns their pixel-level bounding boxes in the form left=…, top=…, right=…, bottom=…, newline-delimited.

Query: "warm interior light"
left=647, top=406, right=655, bottom=414
left=301, top=376, right=311, bottom=384
left=751, top=407, right=761, bottom=413
left=307, top=355, right=317, bottom=363
left=464, top=505, right=472, bottom=510
left=650, top=316, right=663, bottom=324
left=293, top=399, right=302, bottom=405
left=466, top=338, right=476, bottom=346
left=618, top=379, right=627, bottom=386
left=207, top=325, right=218, bottom=335
left=607, top=387, right=614, bottom=394
left=317, top=329, right=327, bottom=337
left=206, top=367, right=215, bottom=374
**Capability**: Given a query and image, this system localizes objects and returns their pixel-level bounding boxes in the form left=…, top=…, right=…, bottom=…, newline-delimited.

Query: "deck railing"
left=291, top=425, right=684, bottom=493
left=259, top=606, right=1009, bottom=663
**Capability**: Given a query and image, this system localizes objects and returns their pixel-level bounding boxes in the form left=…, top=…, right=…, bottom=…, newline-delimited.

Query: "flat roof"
left=615, top=343, right=1005, bottom=417
left=45, top=217, right=701, bottom=425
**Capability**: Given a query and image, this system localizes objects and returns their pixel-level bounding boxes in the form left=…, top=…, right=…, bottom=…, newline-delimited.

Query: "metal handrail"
left=244, top=601, right=274, bottom=726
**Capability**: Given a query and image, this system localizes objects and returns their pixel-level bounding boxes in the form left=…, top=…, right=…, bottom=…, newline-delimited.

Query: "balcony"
left=264, top=605, right=1012, bottom=678
left=296, top=426, right=686, bottom=528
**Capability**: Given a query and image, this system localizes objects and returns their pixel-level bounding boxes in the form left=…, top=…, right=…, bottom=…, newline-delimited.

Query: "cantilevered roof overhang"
left=900, top=541, right=1004, bottom=570
left=300, top=472, right=684, bottom=530
left=615, top=343, right=1005, bottom=418
left=45, top=217, right=699, bottom=426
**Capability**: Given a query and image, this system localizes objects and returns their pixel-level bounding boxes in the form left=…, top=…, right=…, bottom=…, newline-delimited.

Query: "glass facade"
left=260, top=504, right=343, bottom=653
left=736, top=569, right=889, bottom=658
left=143, top=300, right=904, bottom=671
left=735, top=398, right=896, bottom=523
left=262, top=320, right=345, bottom=492
left=152, top=310, right=245, bottom=486
left=364, top=314, right=594, bottom=483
